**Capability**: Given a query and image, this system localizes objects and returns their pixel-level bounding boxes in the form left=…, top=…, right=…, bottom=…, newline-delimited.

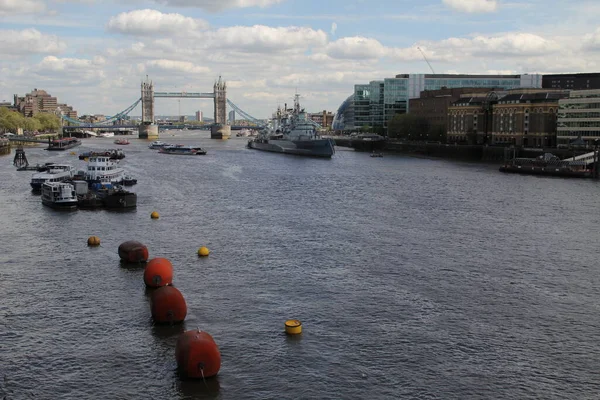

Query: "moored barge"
left=46, top=138, right=82, bottom=151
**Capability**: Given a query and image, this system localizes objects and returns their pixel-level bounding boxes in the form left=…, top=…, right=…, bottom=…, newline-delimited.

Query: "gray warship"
left=248, top=95, right=335, bottom=158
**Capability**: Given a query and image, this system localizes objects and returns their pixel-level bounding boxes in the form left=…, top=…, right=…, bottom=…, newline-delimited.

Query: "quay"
left=332, top=136, right=597, bottom=165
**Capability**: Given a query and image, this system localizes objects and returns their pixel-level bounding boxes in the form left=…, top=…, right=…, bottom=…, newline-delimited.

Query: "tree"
left=360, top=124, right=372, bottom=133
left=0, top=107, right=26, bottom=132
left=24, top=117, right=42, bottom=132
left=33, top=113, right=60, bottom=131
left=388, top=113, right=430, bottom=141
left=428, top=124, right=447, bottom=143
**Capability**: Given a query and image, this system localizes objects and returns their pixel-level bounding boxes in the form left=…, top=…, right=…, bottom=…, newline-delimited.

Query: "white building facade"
left=557, top=89, right=600, bottom=147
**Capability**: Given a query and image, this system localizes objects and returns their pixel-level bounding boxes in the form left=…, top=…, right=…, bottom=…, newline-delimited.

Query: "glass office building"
left=557, top=89, right=600, bottom=147
left=332, top=94, right=354, bottom=131
left=335, top=73, right=542, bottom=131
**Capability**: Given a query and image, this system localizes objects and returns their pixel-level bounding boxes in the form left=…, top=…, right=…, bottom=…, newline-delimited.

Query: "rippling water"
left=2, top=132, right=600, bottom=399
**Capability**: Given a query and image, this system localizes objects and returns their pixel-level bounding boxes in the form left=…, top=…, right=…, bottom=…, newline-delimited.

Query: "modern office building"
left=343, top=74, right=542, bottom=132
left=228, top=110, right=235, bottom=124
left=543, top=73, right=600, bottom=90
left=448, top=88, right=567, bottom=147
left=195, top=110, right=203, bottom=122
left=557, top=89, right=600, bottom=147
left=332, top=94, right=355, bottom=131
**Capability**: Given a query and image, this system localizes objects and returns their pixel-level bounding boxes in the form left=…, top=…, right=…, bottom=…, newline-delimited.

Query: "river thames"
left=1, top=132, right=600, bottom=399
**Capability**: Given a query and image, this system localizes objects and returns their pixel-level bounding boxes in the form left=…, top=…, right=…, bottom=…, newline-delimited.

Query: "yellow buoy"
left=87, top=236, right=101, bottom=246
left=198, top=246, right=210, bottom=257
left=70, top=151, right=76, bottom=155
left=285, top=319, right=302, bottom=335
left=151, top=211, right=160, bottom=219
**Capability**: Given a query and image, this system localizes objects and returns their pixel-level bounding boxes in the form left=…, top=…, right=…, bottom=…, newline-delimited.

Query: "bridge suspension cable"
left=61, top=98, right=141, bottom=126
left=227, top=99, right=265, bottom=128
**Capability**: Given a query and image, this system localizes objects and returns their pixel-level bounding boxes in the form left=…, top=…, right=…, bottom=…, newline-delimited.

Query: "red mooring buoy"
left=144, top=257, right=173, bottom=288
left=150, top=285, right=187, bottom=324
left=118, top=240, right=149, bottom=263
left=176, top=330, right=221, bottom=379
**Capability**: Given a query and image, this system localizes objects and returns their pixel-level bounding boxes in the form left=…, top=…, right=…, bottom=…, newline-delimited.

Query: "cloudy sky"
left=0, top=0, right=599, bottom=118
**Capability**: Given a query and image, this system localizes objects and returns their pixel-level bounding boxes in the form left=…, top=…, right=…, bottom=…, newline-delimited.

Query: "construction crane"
left=417, top=47, right=435, bottom=74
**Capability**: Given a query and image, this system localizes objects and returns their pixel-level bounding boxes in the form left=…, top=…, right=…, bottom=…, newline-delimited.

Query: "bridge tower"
left=139, top=76, right=159, bottom=139
left=211, top=76, right=231, bottom=139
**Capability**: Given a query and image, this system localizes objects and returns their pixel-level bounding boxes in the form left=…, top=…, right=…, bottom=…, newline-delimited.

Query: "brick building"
left=491, top=90, right=567, bottom=147
left=410, top=87, right=501, bottom=137
left=14, top=89, right=78, bottom=119
left=448, top=89, right=568, bottom=147
left=308, top=110, right=334, bottom=129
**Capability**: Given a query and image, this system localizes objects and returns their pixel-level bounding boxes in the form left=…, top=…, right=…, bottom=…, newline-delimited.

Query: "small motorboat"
left=114, top=138, right=130, bottom=145
left=158, top=145, right=207, bottom=155
left=370, top=152, right=383, bottom=158
left=120, top=175, right=138, bottom=186
left=149, top=140, right=171, bottom=149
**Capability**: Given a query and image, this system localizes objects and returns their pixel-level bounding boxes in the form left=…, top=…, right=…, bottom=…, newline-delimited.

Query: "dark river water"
left=2, top=132, right=600, bottom=399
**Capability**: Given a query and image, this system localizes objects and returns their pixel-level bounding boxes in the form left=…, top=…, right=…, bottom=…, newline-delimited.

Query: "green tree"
left=428, top=124, right=447, bottom=143
left=0, top=107, right=26, bottom=132
left=360, top=124, right=372, bottom=133
left=33, top=112, right=60, bottom=131
left=24, top=117, right=42, bottom=132
left=388, top=113, right=430, bottom=141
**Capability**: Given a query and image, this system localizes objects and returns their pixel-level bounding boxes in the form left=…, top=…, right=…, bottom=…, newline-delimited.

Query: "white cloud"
left=0, top=28, right=66, bottom=55
left=145, top=59, right=210, bottom=74
left=204, top=25, right=327, bottom=52
left=274, top=71, right=380, bottom=86
left=326, top=37, right=387, bottom=59
left=228, top=79, right=267, bottom=89
left=0, top=0, right=46, bottom=15
left=437, top=33, right=560, bottom=56
left=583, top=27, right=600, bottom=50
left=442, top=0, right=497, bottom=13
left=38, top=55, right=105, bottom=71
left=31, top=56, right=107, bottom=84
left=149, top=0, right=285, bottom=12
left=107, top=9, right=208, bottom=36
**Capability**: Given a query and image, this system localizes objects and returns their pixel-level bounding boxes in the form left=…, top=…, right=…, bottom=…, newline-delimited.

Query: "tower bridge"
left=60, top=75, right=266, bottom=139
left=141, top=75, right=229, bottom=139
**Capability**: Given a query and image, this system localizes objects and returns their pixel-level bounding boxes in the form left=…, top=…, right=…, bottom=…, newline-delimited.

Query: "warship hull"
left=248, top=138, right=334, bottom=158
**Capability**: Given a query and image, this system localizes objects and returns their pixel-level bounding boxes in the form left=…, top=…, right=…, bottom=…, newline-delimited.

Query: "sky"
left=1, top=0, right=599, bottom=119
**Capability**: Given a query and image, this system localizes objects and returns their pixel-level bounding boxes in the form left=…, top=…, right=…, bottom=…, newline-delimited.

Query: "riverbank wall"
left=382, top=141, right=591, bottom=163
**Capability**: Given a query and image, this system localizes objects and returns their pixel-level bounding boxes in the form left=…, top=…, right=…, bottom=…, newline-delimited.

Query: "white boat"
left=149, top=140, right=171, bottom=149
left=30, top=164, right=76, bottom=191
left=84, top=155, right=126, bottom=185
left=41, top=182, right=78, bottom=210
left=98, top=132, right=115, bottom=138
left=158, top=144, right=207, bottom=155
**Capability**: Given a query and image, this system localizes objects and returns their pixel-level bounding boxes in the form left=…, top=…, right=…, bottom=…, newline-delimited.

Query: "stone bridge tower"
left=213, top=76, right=227, bottom=125
left=139, top=76, right=158, bottom=139
left=211, top=76, right=231, bottom=139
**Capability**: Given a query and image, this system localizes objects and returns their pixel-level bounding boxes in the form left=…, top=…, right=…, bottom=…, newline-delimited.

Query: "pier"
left=0, top=138, right=9, bottom=155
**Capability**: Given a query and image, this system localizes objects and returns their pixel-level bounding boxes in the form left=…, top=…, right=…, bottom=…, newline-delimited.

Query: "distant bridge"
left=62, top=124, right=261, bottom=131
left=58, top=76, right=267, bottom=135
